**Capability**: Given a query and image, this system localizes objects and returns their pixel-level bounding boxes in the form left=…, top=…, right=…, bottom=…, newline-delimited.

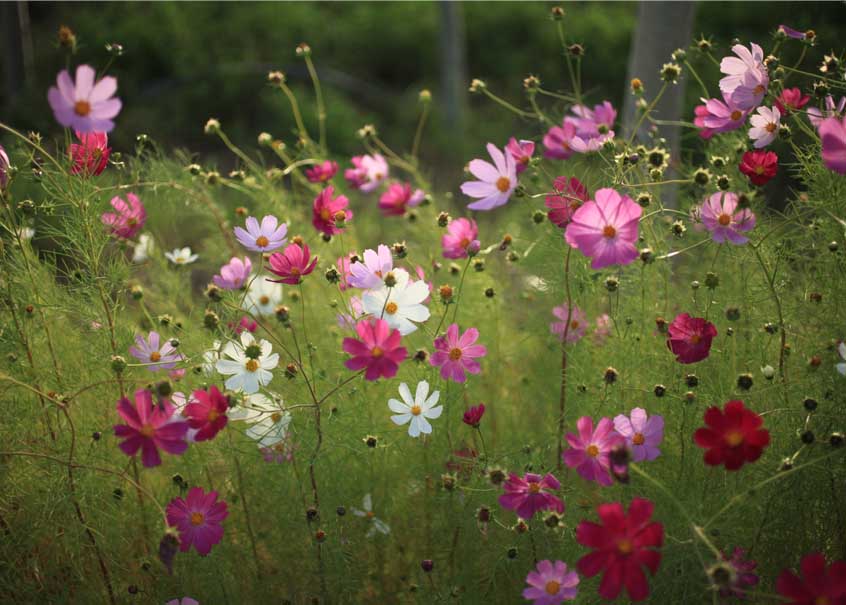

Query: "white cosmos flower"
left=351, top=494, right=391, bottom=537
left=16, top=227, right=35, bottom=242
left=202, top=340, right=222, bottom=376
left=837, top=342, right=846, bottom=376
left=388, top=380, right=442, bottom=438
left=362, top=268, right=430, bottom=335
left=215, top=332, right=279, bottom=394
left=243, top=275, right=283, bottom=317
left=165, top=246, right=198, bottom=265
left=132, top=233, right=154, bottom=263
left=171, top=391, right=200, bottom=442
left=236, top=394, right=292, bottom=448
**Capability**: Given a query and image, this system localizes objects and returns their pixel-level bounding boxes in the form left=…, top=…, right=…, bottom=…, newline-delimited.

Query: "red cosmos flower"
left=776, top=552, right=846, bottom=605
left=70, top=130, right=110, bottom=176
left=667, top=313, right=717, bottom=364
left=267, top=243, right=318, bottom=285
left=312, top=186, right=353, bottom=236
left=184, top=386, right=229, bottom=442
left=774, top=87, right=811, bottom=114
left=342, top=318, right=408, bottom=381
left=693, top=400, right=770, bottom=470
left=739, top=150, right=779, bottom=186
left=545, top=176, right=590, bottom=228
left=462, top=403, right=486, bottom=428
left=576, top=497, right=663, bottom=602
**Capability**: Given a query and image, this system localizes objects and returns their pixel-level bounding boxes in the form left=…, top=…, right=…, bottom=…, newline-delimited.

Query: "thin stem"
left=303, top=54, right=327, bottom=152
left=412, top=101, right=431, bottom=161
left=628, top=83, right=669, bottom=144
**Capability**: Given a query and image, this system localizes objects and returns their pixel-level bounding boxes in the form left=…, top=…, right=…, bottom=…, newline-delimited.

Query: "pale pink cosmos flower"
left=563, top=416, right=624, bottom=487
left=378, top=182, right=425, bottom=216
left=337, top=296, right=365, bottom=330
left=819, top=115, right=846, bottom=175
left=336, top=252, right=356, bottom=291
left=506, top=137, right=535, bottom=173
left=348, top=244, right=393, bottom=289
left=498, top=472, right=564, bottom=520
left=565, top=188, right=642, bottom=269
left=305, top=160, right=338, bottom=183
left=48, top=65, right=122, bottom=133
left=0, top=144, right=8, bottom=189
left=166, top=599, right=199, bottom=605
left=613, top=408, right=664, bottom=462
left=719, top=43, right=768, bottom=110
left=430, top=323, right=487, bottom=383
left=593, top=314, right=612, bottom=344
left=808, top=95, right=846, bottom=128
left=523, top=560, right=580, bottom=604
left=569, top=101, right=617, bottom=137
left=550, top=303, right=588, bottom=343
left=129, top=331, right=183, bottom=371
left=441, top=217, right=480, bottom=259
left=460, top=143, right=517, bottom=211
left=70, top=131, right=110, bottom=176
left=234, top=215, right=288, bottom=252
left=345, top=154, right=389, bottom=192
left=101, top=193, right=146, bottom=239
left=213, top=257, right=252, bottom=290
left=699, top=192, right=756, bottom=245
left=749, top=106, right=781, bottom=148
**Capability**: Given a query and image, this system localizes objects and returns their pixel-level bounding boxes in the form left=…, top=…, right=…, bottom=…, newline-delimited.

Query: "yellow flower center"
left=459, top=237, right=470, bottom=248
left=816, top=597, right=831, bottom=605
left=74, top=100, right=91, bottom=116
left=139, top=424, right=155, bottom=438
left=385, top=302, right=398, bottom=315
left=545, top=581, right=561, bottom=596
left=207, top=409, right=220, bottom=423
left=603, top=225, right=616, bottom=238
left=271, top=412, right=283, bottom=423
left=290, top=267, right=301, bottom=276
left=617, top=538, right=633, bottom=554
left=586, top=444, right=600, bottom=457
left=570, top=320, right=580, bottom=329
left=190, top=512, right=205, bottom=526
left=689, top=334, right=702, bottom=344
left=754, top=84, right=765, bottom=94
left=755, top=165, right=765, bottom=175
left=495, top=176, right=511, bottom=193
left=245, top=359, right=260, bottom=372
left=725, top=431, right=744, bottom=447
left=410, top=405, right=422, bottom=416
left=320, top=208, right=331, bottom=221
left=149, top=351, right=162, bottom=362
left=255, top=235, right=269, bottom=248
left=730, top=109, right=742, bottom=121
left=449, top=347, right=463, bottom=361
left=528, top=482, right=541, bottom=494
left=366, top=511, right=375, bottom=518
left=259, top=295, right=270, bottom=305
left=633, top=433, right=645, bottom=445
left=765, top=122, right=776, bottom=133
left=371, top=346, right=384, bottom=358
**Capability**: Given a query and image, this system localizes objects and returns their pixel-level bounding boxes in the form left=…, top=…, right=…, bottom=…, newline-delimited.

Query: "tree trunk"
left=438, top=1, right=467, bottom=136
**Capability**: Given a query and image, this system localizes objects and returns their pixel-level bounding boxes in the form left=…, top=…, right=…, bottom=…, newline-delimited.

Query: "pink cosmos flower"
left=442, top=217, right=480, bottom=259
left=228, top=315, right=257, bottom=335
left=550, top=303, right=588, bottom=343
left=348, top=244, right=393, bottom=289
left=667, top=313, right=717, bottom=364
left=267, top=243, right=318, bottom=285
left=114, top=389, right=189, bottom=468
left=563, top=416, right=624, bottom=487
left=212, top=257, right=252, bottom=290
left=543, top=120, right=577, bottom=159
left=305, top=160, right=338, bottom=183
left=819, top=116, right=846, bottom=175
left=101, top=193, right=146, bottom=239
left=462, top=403, right=486, bottom=428
left=312, top=186, right=353, bottom=236
left=718, top=547, right=759, bottom=600
left=336, top=253, right=356, bottom=291
left=693, top=104, right=716, bottom=139
left=337, top=295, right=365, bottom=330
left=719, top=43, right=768, bottom=110
left=570, top=101, right=617, bottom=137
left=0, top=144, right=8, bottom=189
left=775, top=87, right=811, bottom=114
left=129, top=331, right=183, bottom=371
left=166, top=487, right=228, bottom=556
left=778, top=25, right=810, bottom=41
left=523, top=560, right=580, bottom=604
left=565, top=188, right=642, bottom=269
left=506, top=137, right=535, bottom=173
left=184, top=386, right=229, bottom=442
left=545, top=176, right=589, bottom=228
left=695, top=95, right=749, bottom=137
left=48, top=65, right=122, bottom=133
left=809, top=95, right=846, bottom=128
left=776, top=552, right=846, bottom=605
left=430, top=323, right=487, bottom=383
left=345, top=154, right=389, bottom=192
left=593, top=314, right=612, bottom=344
left=460, top=143, right=517, bottom=211
left=749, top=106, right=781, bottom=148
left=498, top=472, right=564, bottom=519
left=342, top=318, right=408, bottom=381
left=613, top=408, right=664, bottom=462
left=70, top=131, right=110, bottom=176
left=700, top=191, right=756, bottom=244
left=378, top=182, right=425, bottom=216
left=234, top=215, right=288, bottom=252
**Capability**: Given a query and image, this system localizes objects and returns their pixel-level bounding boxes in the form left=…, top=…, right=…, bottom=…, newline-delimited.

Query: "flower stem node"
left=704, top=272, right=719, bottom=289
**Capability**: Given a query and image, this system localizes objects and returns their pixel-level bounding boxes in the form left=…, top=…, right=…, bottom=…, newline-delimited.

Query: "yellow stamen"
left=139, top=424, right=155, bottom=438
left=586, top=444, right=600, bottom=457
left=725, top=431, right=744, bottom=447
left=245, top=359, right=260, bottom=372
left=603, top=225, right=616, bottom=238
left=371, top=346, right=384, bottom=358
left=385, top=302, right=398, bottom=315
left=545, top=581, right=561, bottom=596
left=255, top=235, right=269, bottom=248
left=149, top=351, right=162, bottom=362
left=449, top=347, right=462, bottom=361
left=495, top=176, right=511, bottom=192
left=74, top=100, right=91, bottom=116
left=410, top=405, right=422, bottom=416
left=190, top=512, right=205, bottom=526
left=633, top=433, right=645, bottom=445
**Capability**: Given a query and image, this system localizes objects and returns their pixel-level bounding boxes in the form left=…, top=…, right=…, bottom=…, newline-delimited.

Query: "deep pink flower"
left=0, top=144, right=8, bottom=189
left=718, top=547, right=759, bottom=600
left=348, top=244, right=393, bottom=289
left=667, top=313, right=717, bottom=364
left=700, top=191, right=756, bottom=244
left=234, top=215, right=287, bottom=252
left=776, top=552, right=846, bottom=605
left=378, top=182, right=425, bottom=216
left=184, top=386, right=229, bottom=442
left=48, top=65, right=122, bottom=133
left=441, top=217, right=480, bottom=259
left=229, top=315, right=257, bottom=335
left=498, top=472, right=563, bottom=519
left=461, top=143, right=517, bottom=211
left=550, top=303, right=588, bottom=343
left=113, top=389, right=189, bottom=468
left=719, top=43, right=768, bottom=110
left=342, top=318, right=408, bottom=381
left=819, top=116, right=846, bottom=175
left=576, top=498, right=663, bottom=602
left=166, top=487, right=228, bottom=556
left=694, top=400, right=770, bottom=470
left=569, top=101, right=617, bottom=138
left=305, top=160, right=338, bottom=183
left=565, top=188, right=642, bottom=269
left=809, top=95, right=846, bottom=128
left=267, top=243, right=318, bottom=285
left=546, top=176, right=589, bottom=228
left=543, top=120, right=577, bottom=159
left=430, top=323, right=487, bottom=383
left=70, top=131, right=110, bottom=176
left=563, top=416, right=624, bottom=486
left=129, top=331, right=183, bottom=371
left=613, top=408, right=664, bottom=462
left=506, top=137, right=535, bottom=174
left=101, top=193, right=146, bottom=239
left=213, top=257, right=252, bottom=290
left=523, top=560, right=580, bottom=604
left=739, top=150, right=778, bottom=186
left=345, top=154, right=389, bottom=192
left=336, top=252, right=356, bottom=291
left=462, top=403, right=486, bottom=428
left=775, top=87, right=811, bottom=114
left=312, top=186, right=353, bottom=235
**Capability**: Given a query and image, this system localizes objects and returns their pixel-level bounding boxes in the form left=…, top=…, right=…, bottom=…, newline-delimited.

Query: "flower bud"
left=737, top=373, right=754, bottom=390
left=203, top=310, right=220, bottom=330
left=392, top=241, right=407, bottom=258
left=660, top=62, right=682, bottom=83
left=604, top=276, right=619, bottom=292
left=363, top=434, right=378, bottom=448
left=550, top=6, right=564, bottom=20
left=258, top=132, right=273, bottom=147
left=421, top=559, right=434, bottom=573
left=111, top=355, right=127, bottom=374
left=267, top=71, right=286, bottom=84
left=630, top=78, right=644, bottom=95
left=604, top=367, right=619, bottom=384
left=469, top=79, right=486, bottom=93
left=204, top=118, right=221, bottom=135
left=484, top=287, right=495, bottom=299
left=654, top=384, right=666, bottom=397
left=414, top=349, right=429, bottom=363
left=419, top=89, right=432, bottom=104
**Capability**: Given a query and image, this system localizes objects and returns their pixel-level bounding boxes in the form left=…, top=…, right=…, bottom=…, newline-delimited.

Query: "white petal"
left=391, top=413, right=412, bottom=426
left=414, top=381, right=430, bottom=405
left=407, top=418, right=422, bottom=437
left=415, top=416, right=433, bottom=435
left=362, top=494, right=372, bottom=512
left=423, top=405, right=443, bottom=420
left=388, top=398, right=409, bottom=414
left=398, top=382, right=413, bottom=406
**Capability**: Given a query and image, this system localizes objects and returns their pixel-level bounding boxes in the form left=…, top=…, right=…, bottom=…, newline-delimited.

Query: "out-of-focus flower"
left=777, top=24, right=811, bottom=41
left=351, top=494, right=391, bottom=537
left=166, top=598, right=199, bottom=605
left=699, top=191, right=756, bottom=244
left=48, top=64, right=122, bottom=132
left=166, top=487, right=228, bottom=556
left=506, top=137, right=535, bottom=173
left=165, top=247, right=198, bottom=265
left=693, top=400, right=770, bottom=470
left=719, top=43, right=768, bottom=110
left=693, top=95, right=749, bottom=138
left=498, top=472, right=564, bottom=519
left=101, top=193, right=146, bottom=239
left=442, top=217, right=480, bottom=259
left=545, top=176, right=589, bottom=228
left=132, top=233, right=154, bottom=263
left=268, top=243, right=318, bottom=285
left=362, top=268, right=431, bottom=335
left=612, top=408, right=663, bottom=462
left=114, top=389, right=188, bottom=468
left=819, top=116, right=846, bottom=175
left=349, top=244, right=393, bottom=289
left=543, top=120, right=577, bottom=159
left=739, top=150, right=778, bottom=186
left=714, top=547, right=759, bottom=600
left=593, top=314, right=612, bottom=344
left=522, top=560, right=579, bottom=604
left=213, top=257, right=252, bottom=290
left=430, top=323, right=487, bottom=383
left=0, top=144, right=9, bottom=188
left=388, top=380, right=443, bottom=438
left=129, top=331, right=183, bottom=371
left=808, top=95, right=846, bottom=128
left=749, top=106, right=781, bottom=148
left=550, top=303, right=588, bottom=343
left=460, top=143, right=517, bottom=211
left=70, top=130, right=110, bottom=176
left=234, top=215, right=288, bottom=253
left=243, top=275, right=282, bottom=316
left=312, top=186, right=353, bottom=235
left=565, top=188, right=642, bottom=269
left=304, top=160, right=338, bottom=183
left=667, top=313, right=717, bottom=364
left=776, top=552, right=846, bottom=605
left=378, top=182, right=425, bottom=216
left=462, top=403, right=486, bottom=428
left=342, top=318, right=407, bottom=381
left=345, top=154, right=389, bottom=192
left=775, top=87, right=811, bottom=114
left=563, top=416, right=624, bottom=486
left=229, top=316, right=257, bottom=335
left=215, top=332, right=279, bottom=394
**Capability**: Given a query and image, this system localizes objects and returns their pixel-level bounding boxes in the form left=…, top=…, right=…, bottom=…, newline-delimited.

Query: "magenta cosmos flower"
left=667, top=313, right=717, bottom=364
left=166, top=487, right=228, bottom=556
left=523, top=560, right=579, bottom=604
left=550, top=303, right=588, bottom=343
left=184, top=386, right=229, bottom=442
left=442, top=217, right=480, bottom=259
left=563, top=416, right=624, bottom=486
left=129, top=331, right=183, bottom=371
left=234, top=215, right=288, bottom=252
left=546, top=176, right=589, bottom=228
left=543, top=120, right=577, bottom=159
left=819, top=116, right=846, bottom=175
left=268, top=243, right=318, bottom=285
left=378, top=182, right=425, bottom=216
left=613, top=408, right=664, bottom=462
left=700, top=191, right=756, bottom=244
left=70, top=131, right=110, bottom=176
left=565, top=188, right=642, bottom=269
left=101, top=193, right=146, bottom=239
left=114, top=389, right=189, bottom=467
left=430, top=323, right=487, bottom=383
left=312, top=186, right=353, bottom=235
left=342, top=318, right=408, bottom=381
left=809, top=95, right=846, bottom=128
left=778, top=24, right=811, bottom=41
left=719, top=43, right=768, bottom=110
left=48, top=64, right=122, bottom=133
left=305, top=159, right=338, bottom=183
left=212, top=257, right=252, bottom=290
left=348, top=244, right=393, bottom=289
left=506, top=137, right=535, bottom=174
left=462, top=403, right=485, bottom=428
left=460, top=143, right=517, bottom=211
left=718, top=547, right=759, bottom=600
left=498, top=472, right=564, bottom=519
left=775, top=87, right=811, bottom=114
left=345, top=153, right=389, bottom=192
left=694, top=94, right=748, bottom=139
left=776, top=552, right=846, bottom=605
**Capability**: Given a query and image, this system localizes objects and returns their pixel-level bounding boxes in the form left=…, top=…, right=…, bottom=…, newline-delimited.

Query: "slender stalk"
left=556, top=247, right=573, bottom=471
left=303, top=55, right=327, bottom=152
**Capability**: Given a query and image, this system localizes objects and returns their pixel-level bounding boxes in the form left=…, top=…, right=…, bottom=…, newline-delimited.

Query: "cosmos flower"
left=243, top=275, right=283, bottom=316
left=165, top=247, right=199, bottom=265
left=545, top=176, right=590, bottom=228
left=739, top=150, right=778, bottom=186
left=506, top=137, right=535, bottom=173
left=699, top=191, right=756, bottom=244
left=776, top=552, right=846, bottom=605
left=215, top=332, right=279, bottom=394
left=0, top=144, right=8, bottom=189
left=430, top=323, right=487, bottom=383
left=748, top=106, right=781, bottom=148
left=666, top=313, right=717, bottom=364
left=694, top=94, right=749, bottom=138
left=808, top=95, right=846, bottom=129
left=550, top=303, right=588, bottom=343
left=345, top=154, right=389, bottom=192
left=378, top=182, right=425, bottom=216
left=714, top=547, right=759, bottom=600
left=47, top=64, right=122, bottom=132
left=304, top=160, right=338, bottom=183
left=388, top=380, right=443, bottom=438
left=348, top=244, right=393, bottom=290
left=565, top=188, right=642, bottom=269
left=166, top=487, right=228, bottom=556
left=563, top=416, right=624, bottom=486
left=613, top=408, right=664, bottom=462
left=441, top=217, right=480, bottom=259
left=184, top=386, right=229, bottom=442
left=213, top=257, right=252, bottom=290
left=129, top=331, right=183, bottom=371
left=460, top=143, right=517, bottom=211
left=837, top=342, right=846, bottom=376
left=132, top=233, right=154, bottom=263
left=462, top=403, right=486, bottom=428
left=342, top=318, right=407, bottom=381
left=523, top=560, right=579, bottom=604
left=70, top=130, right=110, bottom=176
left=498, top=472, right=564, bottom=519
left=101, top=193, right=146, bottom=239
left=775, top=87, right=811, bottom=114
left=351, top=494, right=391, bottom=537
left=361, top=268, right=431, bottom=335
left=593, top=314, right=612, bottom=344
left=819, top=115, right=846, bottom=175
left=113, top=389, right=188, bottom=468
left=312, top=186, right=353, bottom=236
left=229, top=315, right=257, bottom=335
left=694, top=400, right=770, bottom=471
left=719, top=43, right=768, bottom=110
left=234, top=393, right=293, bottom=449
left=166, top=599, right=199, bottom=605
left=543, top=120, right=577, bottom=160
left=267, top=243, right=318, bottom=285
left=234, top=215, right=288, bottom=253
left=777, top=24, right=811, bottom=41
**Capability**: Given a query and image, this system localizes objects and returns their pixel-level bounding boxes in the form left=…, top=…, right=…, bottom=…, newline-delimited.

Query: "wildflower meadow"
left=2, top=6, right=846, bottom=604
